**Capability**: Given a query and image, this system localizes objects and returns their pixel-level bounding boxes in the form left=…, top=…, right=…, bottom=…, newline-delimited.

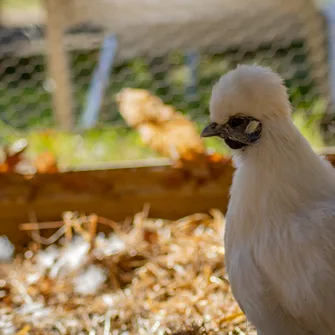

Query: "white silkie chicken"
left=201, top=64, right=335, bottom=335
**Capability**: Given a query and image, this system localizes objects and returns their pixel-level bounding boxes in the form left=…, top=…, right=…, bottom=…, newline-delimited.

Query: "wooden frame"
left=2, top=154, right=335, bottom=246
left=0, top=159, right=234, bottom=245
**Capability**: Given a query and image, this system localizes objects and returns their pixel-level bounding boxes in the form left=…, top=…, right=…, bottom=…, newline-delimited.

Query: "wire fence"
left=0, top=0, right=332, bottom=164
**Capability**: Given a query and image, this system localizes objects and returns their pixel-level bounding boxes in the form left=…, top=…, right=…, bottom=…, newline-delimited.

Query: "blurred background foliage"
left=0, top=0, right=329, bottom=168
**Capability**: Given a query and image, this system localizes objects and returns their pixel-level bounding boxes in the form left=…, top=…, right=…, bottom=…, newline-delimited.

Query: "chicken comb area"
left=210, top=64, right=291, bottom=124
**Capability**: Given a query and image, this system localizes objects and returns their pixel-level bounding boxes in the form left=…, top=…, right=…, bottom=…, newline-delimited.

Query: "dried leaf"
left=34, top=152, right=59, bottom=174
left=0, top=139, right=28, bottom=173
left=15, top=325, right=31, bottom=335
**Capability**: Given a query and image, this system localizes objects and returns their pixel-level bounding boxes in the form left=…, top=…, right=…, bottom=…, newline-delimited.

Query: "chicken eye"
left=229, top=117, right=244, bottom=128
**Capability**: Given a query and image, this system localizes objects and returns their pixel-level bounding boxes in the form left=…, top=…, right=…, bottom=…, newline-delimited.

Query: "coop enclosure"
left=0, top=0, right=334, bottom=243
left=1, top=2, right=335, bottom=334
left=0, top=0, right=330, bottom=131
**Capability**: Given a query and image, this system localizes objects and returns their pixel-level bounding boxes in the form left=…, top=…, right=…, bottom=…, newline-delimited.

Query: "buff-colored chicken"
left=116, top=88, right=206, bottom=161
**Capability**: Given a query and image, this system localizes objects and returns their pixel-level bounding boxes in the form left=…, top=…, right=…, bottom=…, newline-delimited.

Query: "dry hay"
left=0, top=208, right=255, bottom=335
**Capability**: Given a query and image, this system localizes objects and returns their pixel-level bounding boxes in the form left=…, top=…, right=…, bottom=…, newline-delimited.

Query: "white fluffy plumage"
left=206, top=64, right=335, bottom=335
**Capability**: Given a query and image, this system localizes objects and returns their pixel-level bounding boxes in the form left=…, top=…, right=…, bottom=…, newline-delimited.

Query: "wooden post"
left=0, top=0, right=3, bottom=26
left=44, top=0, right=74, bottom=130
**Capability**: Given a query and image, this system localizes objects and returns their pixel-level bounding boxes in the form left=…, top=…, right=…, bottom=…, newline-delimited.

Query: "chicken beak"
left=200, top=122, right=228, bottom=138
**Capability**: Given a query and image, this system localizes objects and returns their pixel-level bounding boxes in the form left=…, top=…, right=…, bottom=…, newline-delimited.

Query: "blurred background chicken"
left=116, top=88, right=232, bottom=179
left=116, top=88, right=206, bottom=161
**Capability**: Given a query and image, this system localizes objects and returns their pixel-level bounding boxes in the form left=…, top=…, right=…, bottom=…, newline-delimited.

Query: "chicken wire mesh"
left=0, top=0, right=332, bottom=159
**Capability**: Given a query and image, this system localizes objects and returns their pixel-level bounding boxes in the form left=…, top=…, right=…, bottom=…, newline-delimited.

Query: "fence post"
left=322, top=2, right=335, bottom=108
left=80, top=34, right=118, bottom=129
left=44, top=0, right=74, bottom=130
left=0, top=0, right=3, bottom=26
left=185, top=50, right=200, bottom=101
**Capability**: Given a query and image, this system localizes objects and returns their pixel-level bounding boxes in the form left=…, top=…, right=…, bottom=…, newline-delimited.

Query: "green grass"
left=0, top=104, right=327, bottom=170
left=3, top=0, right=41, bottom=9
left=0, top=123, right=231, bottom=169
left=0, top=126, right=159, bottom=169
left=0, top=41, right=328, bottom=168
left=292, top=100, right=327, bottom=149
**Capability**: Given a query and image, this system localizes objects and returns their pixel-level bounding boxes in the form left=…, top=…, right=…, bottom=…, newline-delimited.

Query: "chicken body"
left=201, top=65, right=335, bottom=334
left=116, top=88, right=205, bottom=161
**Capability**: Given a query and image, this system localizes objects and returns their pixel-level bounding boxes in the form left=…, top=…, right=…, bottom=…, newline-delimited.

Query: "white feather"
left=73, top=265, right=107, bottom=296
left=245, top=120, right=260, bottom=134
left=0, top=236, right=14, bottom=262
left=209, top=64, right=335, bottom=335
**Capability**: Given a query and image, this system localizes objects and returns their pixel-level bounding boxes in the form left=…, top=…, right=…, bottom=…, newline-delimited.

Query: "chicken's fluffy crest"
left=210, top=64, right=291, bottom=125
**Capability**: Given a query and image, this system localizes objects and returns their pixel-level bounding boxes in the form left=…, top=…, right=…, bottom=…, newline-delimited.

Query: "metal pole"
left=80, top=34, right=117, bottom=129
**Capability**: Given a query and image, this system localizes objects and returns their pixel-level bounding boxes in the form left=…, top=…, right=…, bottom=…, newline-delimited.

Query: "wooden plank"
left=2, top=153, right=335, bottom=247
left=0, top=160, right=234, bottom=246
